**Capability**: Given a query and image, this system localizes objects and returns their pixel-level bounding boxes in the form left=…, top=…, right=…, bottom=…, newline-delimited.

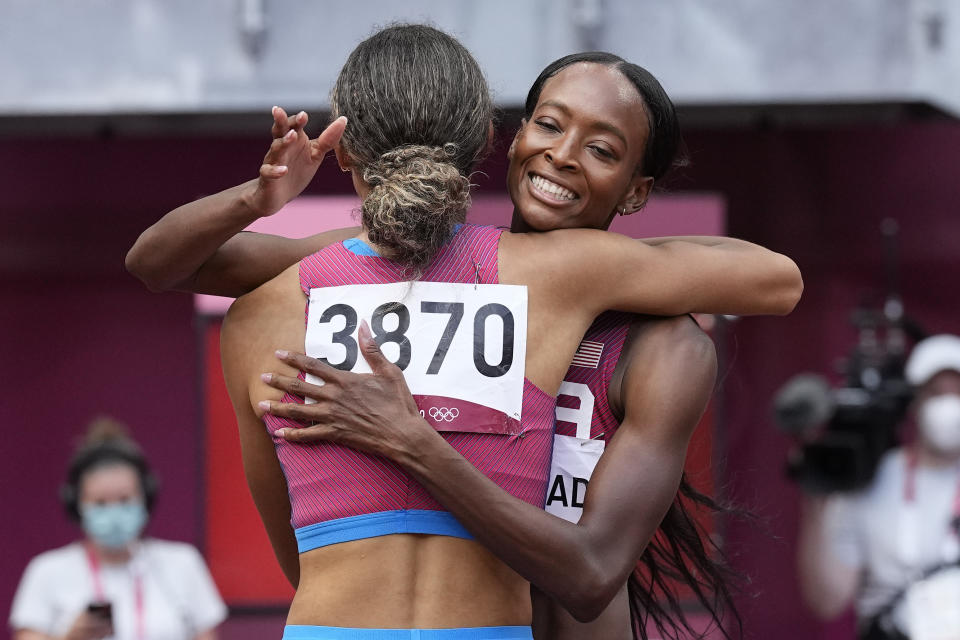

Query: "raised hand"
left=245, top=107, right=348, bottom=217
left=258, top=321, right=433, bottom=461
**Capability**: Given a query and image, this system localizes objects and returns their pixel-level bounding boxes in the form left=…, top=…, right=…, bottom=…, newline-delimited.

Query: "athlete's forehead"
left=534, top=63, right=649, bottom=152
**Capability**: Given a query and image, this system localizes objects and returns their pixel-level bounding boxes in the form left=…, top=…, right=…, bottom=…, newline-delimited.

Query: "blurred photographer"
left=9, top=418, right=227, bottom=640
left=797, top=335, right=960, bottom=640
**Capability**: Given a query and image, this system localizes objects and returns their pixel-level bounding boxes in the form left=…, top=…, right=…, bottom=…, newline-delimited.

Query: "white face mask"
left=918, top=394, right=960, bottom=455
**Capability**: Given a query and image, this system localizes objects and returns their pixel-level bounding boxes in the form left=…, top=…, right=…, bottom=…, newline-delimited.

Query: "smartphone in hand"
left=86, top=601, right=113, bottom=625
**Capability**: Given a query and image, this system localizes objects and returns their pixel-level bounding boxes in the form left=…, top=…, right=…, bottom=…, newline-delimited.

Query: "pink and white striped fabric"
left=555, top=311, right=633, bottom=442
left=263, top=224, right=556, bottom=549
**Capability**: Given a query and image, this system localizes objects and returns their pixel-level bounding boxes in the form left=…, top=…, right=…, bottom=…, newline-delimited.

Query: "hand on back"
left=257, top=323, right=431, bottom=460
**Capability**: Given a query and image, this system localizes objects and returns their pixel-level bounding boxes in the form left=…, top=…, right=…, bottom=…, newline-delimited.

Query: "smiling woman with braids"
left=129, top=26, right=800, bottom=640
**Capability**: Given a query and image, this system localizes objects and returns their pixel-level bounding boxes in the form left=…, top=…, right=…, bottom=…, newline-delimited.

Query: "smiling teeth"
left=530, top=174, right=577, bottom=200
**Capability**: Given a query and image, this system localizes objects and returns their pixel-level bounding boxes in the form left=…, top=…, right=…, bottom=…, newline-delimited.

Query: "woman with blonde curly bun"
left=153, top=23, right=801, bottom=640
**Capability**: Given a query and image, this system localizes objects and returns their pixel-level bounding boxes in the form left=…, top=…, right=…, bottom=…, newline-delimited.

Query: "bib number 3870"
left=315, top=300, right=514, bottom=377
left=305, top=282, right=528, bottom=422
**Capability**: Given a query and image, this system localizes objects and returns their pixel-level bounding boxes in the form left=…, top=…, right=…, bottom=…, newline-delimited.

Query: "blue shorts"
left=281, top=626, right=533, bottom=640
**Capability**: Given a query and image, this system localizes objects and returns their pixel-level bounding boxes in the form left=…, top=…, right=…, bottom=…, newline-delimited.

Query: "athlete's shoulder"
left=452, top=223, right=504, bottom=252
left=459, top=222, right=503, bottom=235
left=298, top=237, right=356, bottom=285
left=222, top=265, right=303, bottom=374
left=608, top=315, right=715, bottom=418
left=624, top=314, right=714, bottom=362
left=227, top=264, right=300, bottom=320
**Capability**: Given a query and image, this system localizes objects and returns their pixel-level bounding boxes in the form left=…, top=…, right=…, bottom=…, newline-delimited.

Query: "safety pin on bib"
left=582, top=432, right=605, bottom=445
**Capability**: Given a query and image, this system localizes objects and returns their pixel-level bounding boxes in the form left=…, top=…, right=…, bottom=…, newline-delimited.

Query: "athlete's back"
left=222, top=226, right=593, bottom=631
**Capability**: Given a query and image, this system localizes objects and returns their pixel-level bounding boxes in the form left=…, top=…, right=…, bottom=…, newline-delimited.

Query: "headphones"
left=60, top=439, right=159, bottom=522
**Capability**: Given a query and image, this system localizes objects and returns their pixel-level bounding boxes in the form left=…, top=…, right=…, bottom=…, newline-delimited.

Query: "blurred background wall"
left=2, top=1, right=959, bottom=638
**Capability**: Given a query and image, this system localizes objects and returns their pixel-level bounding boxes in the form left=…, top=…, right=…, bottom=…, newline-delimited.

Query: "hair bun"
left=360, top=144, right=471, bottom=272
left=329, top=24, right=492, bottom=272
left=366, top=144, right=461, bottom=182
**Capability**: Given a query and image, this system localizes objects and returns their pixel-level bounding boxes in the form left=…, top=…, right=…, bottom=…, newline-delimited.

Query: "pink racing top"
left=263, top=224, right=556, bottom=551
left=555, top=311, right=633, bottom=442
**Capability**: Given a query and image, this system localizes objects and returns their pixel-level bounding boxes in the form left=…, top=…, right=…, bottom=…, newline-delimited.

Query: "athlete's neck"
left=353, top=229, right=388, bottom=256
left=509, top=208, right=531, bottom=234
left=509, top=207, right=616, bottom=234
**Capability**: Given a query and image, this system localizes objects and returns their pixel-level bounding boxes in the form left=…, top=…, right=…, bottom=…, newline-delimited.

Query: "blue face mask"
left=81, top=502, right=148, bottom=549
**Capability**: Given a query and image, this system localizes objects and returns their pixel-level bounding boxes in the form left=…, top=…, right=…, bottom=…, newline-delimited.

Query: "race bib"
left=545, top=381, right=604, bottom=522
left=900, top=566, right=960, bottom=640
left=544, top=434, right=604, bottom=523
left=305, top=282, right=527, bottom=434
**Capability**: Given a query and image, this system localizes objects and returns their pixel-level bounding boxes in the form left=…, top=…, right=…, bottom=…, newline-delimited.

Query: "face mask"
left=918, top=394, right=960, bottom=455
left=81, top=502, right=147, bottom=549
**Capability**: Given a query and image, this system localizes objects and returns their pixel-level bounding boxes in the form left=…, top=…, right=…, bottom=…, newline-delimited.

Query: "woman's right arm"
left=258, top=316, right=717, bottom=622
left=501, top=227, right=803, bottom=319
left=125, top=109, right=358, bottom=297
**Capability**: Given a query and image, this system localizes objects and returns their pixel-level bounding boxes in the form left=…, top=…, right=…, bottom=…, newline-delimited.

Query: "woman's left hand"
left=258, top=322, right=436, bottom=462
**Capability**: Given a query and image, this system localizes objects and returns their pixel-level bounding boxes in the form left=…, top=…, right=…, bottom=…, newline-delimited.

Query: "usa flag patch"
left=571, top=340, right=604, bottom=368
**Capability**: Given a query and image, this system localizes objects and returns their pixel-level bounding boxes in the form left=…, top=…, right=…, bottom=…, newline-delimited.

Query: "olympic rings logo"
left=428, top=407, right=460, bottom=422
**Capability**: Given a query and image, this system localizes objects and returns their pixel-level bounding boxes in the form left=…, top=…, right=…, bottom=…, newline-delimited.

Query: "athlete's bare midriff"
left=289, top=535, right=531, bottom=628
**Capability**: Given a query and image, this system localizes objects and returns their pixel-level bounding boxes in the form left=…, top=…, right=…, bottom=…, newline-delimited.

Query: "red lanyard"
left=85, top=543, right=145, bottom=640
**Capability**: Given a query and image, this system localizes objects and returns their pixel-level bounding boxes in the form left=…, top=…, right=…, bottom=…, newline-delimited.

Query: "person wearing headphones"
left=9, top=418, right=227, bottom=640
left=797, top=334, right=960, bottom=639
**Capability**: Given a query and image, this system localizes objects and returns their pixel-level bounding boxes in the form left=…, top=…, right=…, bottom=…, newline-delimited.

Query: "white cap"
left=905, top=334, right=960, bottom=386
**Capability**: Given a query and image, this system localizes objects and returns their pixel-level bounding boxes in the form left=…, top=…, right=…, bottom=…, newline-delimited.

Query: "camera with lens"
left=773, top=221, right=924, bottom=494
left=774, top=305, right=914, bottom=493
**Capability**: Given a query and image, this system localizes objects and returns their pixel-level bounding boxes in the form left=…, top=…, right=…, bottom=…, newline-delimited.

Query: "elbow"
left=566, top=588, right=618, bottom=623
left=125, top=263, right=172, bottom=294
left=561, top=564, right=623, bottom=622
left=124, top=247, right=150, bottom=288
left=125, top=241, right=175, bottom=293
left=771, top=255, right=804, bottom=315
left=567, top=600, right=608, bottom=624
